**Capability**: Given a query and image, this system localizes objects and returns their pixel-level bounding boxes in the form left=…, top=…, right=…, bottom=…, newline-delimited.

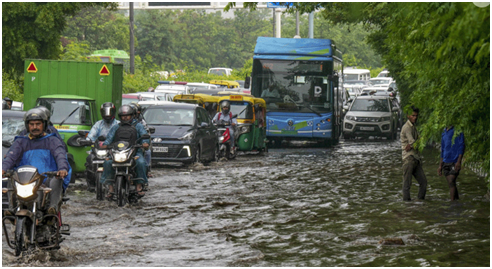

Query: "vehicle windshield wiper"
left=284, top=95, right=322, bottom=117
left=59, top=106, right=80, bottom=126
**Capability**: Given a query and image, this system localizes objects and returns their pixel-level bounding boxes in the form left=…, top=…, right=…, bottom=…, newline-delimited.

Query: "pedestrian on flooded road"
left=438, top=126, right=465, bottom=201
left=400, top=106, right=427, bottom=201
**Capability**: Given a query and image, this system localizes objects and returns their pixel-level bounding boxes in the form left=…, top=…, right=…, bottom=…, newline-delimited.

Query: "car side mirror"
left=343, top=105, right=349, bottom=111
left=244, top=76, right=251, bottom=89
left=148, top=127, right=155, bottom=134
left=78, top=130, right=87, bottom=137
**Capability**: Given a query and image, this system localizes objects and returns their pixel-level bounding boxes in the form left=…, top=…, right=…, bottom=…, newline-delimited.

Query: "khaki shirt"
left=400, top=120, right=421, bottom=161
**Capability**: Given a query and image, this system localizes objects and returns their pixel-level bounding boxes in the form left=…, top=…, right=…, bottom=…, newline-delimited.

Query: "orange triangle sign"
left=27, top=62, right=38, bottom=73
left=99, top=65, right=110, bottom=76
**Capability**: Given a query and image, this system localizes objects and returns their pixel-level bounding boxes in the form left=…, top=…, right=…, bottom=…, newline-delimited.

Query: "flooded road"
left=3, top=138, right=490, bottom=266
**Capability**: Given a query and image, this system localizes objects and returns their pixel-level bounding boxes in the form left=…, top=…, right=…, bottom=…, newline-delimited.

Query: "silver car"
left=342, top=95, right=399, bottom=140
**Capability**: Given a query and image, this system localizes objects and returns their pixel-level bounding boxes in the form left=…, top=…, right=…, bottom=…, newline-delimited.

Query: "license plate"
left=360, top=126, right=375, bottom=131
left=153, top=147, right=168, bottom=152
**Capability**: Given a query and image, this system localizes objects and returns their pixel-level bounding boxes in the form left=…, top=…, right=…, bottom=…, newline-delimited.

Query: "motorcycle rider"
left=212, top=101, right=237, bottom=151
left=99, top=105, right=150, bottom=197
left=84, top=102, right=120, bottom=191
left=3, top=97, right=13, bottom=110
left=2, top=108, right=69, bottom=215
left=130, top=102, right=152, bottom=177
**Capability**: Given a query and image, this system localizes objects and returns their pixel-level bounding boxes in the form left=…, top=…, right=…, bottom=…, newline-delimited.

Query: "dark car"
left=143, top=103, right=219, bottom=165
left=2, top=110, right=26, bottom=213
left=2, top=110, right=26, bottom=158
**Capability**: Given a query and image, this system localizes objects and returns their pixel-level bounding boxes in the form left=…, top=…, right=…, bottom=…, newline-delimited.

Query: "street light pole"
left=130, top=2, right=135, bottom=74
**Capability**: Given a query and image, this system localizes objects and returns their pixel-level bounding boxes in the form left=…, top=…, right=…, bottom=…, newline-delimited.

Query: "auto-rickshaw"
left=210, top=80, right=240, bottom=89
left=216, top=95, right=267, bottom=153
left=173, top=93, right=220, bottom=119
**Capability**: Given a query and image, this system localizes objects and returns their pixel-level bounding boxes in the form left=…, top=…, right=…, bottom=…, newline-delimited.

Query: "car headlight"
left=152, top=137, right=162, bottom=143
left=346, top=115, right=356, bottom=121
left=114, top=152, right=129, bottom=162
left=179, top=131, right=194, bottom=141
left=15, top=181, right=36, bottom=198
left=379, top=117, right=391, bottom=122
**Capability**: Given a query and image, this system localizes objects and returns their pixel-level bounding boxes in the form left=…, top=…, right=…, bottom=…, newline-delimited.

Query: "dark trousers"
left=402, top=156, right=427, bottom=201
left=46, top=176, right=64, bottom=211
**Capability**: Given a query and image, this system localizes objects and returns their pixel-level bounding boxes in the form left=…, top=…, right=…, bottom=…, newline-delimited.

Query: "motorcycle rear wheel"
left=116, top=176, right=127, bottom=207
left=96, top=173, right=103, bottom=201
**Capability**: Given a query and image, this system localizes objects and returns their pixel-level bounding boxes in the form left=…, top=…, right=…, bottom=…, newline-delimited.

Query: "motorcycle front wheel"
left=96, top=173, right=104, bottom=201
left=14, top=217, right=28, bottom=256
left=116, top=176, right=127, bottom=207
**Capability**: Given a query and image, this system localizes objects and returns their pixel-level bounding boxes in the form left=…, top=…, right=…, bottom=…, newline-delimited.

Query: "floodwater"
left=3, top=138, right=490, bottom=266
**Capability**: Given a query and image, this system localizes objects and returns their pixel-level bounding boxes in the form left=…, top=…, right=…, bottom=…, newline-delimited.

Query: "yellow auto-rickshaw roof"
left=209, top=80, right=240, bottom=87
left=173, top=93, right=219, bottom=103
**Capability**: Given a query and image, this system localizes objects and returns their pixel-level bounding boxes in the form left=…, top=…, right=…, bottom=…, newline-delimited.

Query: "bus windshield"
left=252, top=59, right=333, bottom=113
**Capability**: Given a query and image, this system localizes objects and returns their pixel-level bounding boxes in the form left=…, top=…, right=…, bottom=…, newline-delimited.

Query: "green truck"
left=23, top=60, right=123, bottom=176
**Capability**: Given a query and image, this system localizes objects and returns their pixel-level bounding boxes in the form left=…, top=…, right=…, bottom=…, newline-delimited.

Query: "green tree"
left=63, top=6, right=131, bottom=52
left=2, top=2, right=117, bottom=78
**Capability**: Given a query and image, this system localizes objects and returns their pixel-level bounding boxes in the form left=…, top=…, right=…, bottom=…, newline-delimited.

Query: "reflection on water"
left=3, top=139, right=489, bottom=266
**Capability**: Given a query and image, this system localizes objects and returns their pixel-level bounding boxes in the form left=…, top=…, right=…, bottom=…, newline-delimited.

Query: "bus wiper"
left=284, top=95, right=322, bottom=117
left=59, top=106, right=80, bottom=126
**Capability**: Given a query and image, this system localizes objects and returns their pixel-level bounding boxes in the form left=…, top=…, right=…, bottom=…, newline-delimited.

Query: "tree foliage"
left=2, top=2, right=117, bottom=78
left=62, top=7, right=131, bottom=52
left=248, top=2, right=489, bottom=173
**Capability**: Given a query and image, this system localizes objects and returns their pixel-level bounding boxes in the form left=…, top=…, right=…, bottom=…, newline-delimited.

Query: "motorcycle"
left=108, top=134, right=150, bottom=207
left=79, top=132, right=109, bottom=201
left=2, top=165, right=70, bottom=256
left=215, top=118, right=237, bottom=160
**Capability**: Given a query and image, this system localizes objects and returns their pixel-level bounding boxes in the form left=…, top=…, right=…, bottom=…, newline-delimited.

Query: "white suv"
left=343, top=95, right=399, bottom=140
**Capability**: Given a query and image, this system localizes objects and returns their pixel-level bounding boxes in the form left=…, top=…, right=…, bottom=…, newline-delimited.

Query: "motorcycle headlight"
left=114, top=152, right=129, bottom=162
left=219, top=136, right=224, bottom=142
left=96, top=149, right=108, bottom=158
left=15, top=182, right=36, bottom=198
left=179, top=131, right=194, bottom=141
left=379, top=117, right=391, bottom=122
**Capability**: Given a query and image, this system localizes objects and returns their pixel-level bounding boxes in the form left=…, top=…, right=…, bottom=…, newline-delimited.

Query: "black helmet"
left=24, top=107, right=48, bottom=132
left=118, top=105, right=134, bottom=124
left=131, top=102, right=142, bottom=114
left=34, top=106, right=51, bottom=120
left=100, top=102, right=116, bottom=123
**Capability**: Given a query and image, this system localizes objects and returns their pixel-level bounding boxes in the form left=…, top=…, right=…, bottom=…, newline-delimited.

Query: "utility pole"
left=296, top=10, right=300, bottom=37
left=308, top=11, right=314, bottom=38
left=272, top=8, right=276, bottom=37
left=130, top=2, right=135, bottom=74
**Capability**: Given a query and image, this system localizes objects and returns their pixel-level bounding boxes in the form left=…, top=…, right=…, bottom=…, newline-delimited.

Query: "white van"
left=343, top=67, right=371, bottom=81
left=208, top=67, right=233, bottom=76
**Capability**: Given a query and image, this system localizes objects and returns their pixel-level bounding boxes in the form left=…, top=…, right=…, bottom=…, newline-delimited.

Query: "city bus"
left=250, top=37, right=343, bottom=146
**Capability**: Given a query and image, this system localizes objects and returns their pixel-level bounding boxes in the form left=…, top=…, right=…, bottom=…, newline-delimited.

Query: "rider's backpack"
left=217, top=112, right=232, bottom=122
left=113, top=123, right=138, bottom=145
